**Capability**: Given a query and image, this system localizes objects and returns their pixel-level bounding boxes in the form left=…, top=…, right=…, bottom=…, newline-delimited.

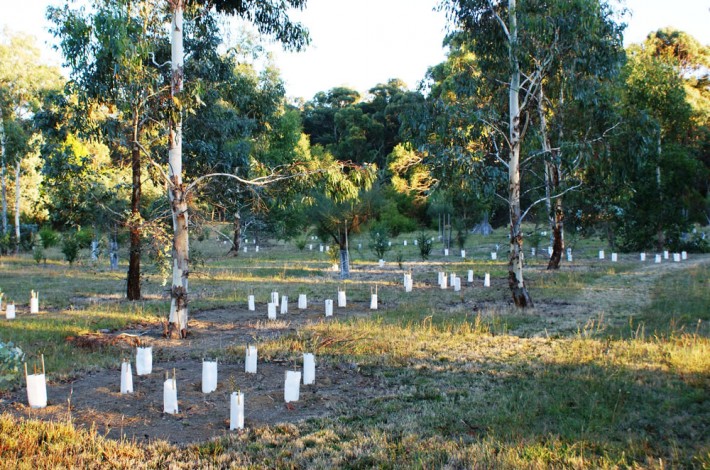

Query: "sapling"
left=416, top=232, right=433, bottom=260
left=33, top=246, right=44, bottom=264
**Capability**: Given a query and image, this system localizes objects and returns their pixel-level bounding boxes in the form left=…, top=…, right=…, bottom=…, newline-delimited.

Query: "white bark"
left=0, top=107, right=7, bottom=237
left=506, top=0, right=532, bottom=307
left=14, top=159, right=20, bottom=254
left=167, top=1, right=189, bottom=338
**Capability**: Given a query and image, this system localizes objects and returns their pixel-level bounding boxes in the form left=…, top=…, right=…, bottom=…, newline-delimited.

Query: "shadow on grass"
left=308, top=354, right=709, bottom=468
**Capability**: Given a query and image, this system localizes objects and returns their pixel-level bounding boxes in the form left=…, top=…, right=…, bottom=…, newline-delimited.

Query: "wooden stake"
left=24, top=362, right=27, bottom=379
left=41, top=354, right=45, bottom=375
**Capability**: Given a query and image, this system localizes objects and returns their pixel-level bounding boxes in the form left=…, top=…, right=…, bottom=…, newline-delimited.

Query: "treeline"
left=0, top=0, right=708, bottom=272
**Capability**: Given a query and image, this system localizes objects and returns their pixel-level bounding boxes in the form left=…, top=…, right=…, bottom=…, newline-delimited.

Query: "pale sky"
left=2, top=0, right=709, bottom=100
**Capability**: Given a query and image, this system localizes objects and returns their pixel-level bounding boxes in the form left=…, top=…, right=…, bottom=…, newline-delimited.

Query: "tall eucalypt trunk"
left=14, top=159, right=20, bottom=254
left=507, top=0, right=533, bottom=307
left=167, top=0, right=189, bottom=339
left=126, top=137, right=142, bottom=300
left=0, top=107, right=7, bottom=248
left=538, top=87, right=564, bottom=270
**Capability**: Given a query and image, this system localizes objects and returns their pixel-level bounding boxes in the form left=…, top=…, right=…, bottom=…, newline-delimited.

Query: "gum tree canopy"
left=165, top=0, right=309, bottom=338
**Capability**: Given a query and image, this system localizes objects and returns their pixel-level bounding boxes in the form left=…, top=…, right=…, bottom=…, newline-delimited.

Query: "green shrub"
left=455, top=227, right=468, bottom=250
left=61, top=235, right=80, bottom=265
left=379, top=200, right=417, bottom=237
left=0, top=342, right=24, bottom=386
left=295, top=237, right=307, bottom=251
left=75, top=227, right=94, bottom=250
left=38, top=226, right=59, bottom=249
left=369, top=222, right=391, bottom=260
left=417, top=232, right=433, bottom=260
left=33, top=246, right=45, bottom=264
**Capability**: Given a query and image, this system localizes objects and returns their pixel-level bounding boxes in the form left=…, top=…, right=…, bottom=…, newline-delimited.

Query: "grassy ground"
left=0, top=228, right=708, bottom=469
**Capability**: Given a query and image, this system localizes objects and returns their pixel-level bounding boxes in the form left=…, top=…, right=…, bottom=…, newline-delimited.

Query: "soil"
left=4, top=304, right=386, bottom=444
left=2, top=255, right=707, bottom=445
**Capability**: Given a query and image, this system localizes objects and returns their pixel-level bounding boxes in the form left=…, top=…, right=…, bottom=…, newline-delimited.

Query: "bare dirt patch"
left=3, top=304, right=386, bottom=444
left=3, top=255, right=707, bottom=444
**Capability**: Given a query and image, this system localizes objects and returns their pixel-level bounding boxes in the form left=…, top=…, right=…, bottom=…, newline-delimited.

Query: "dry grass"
left=0, top=230, right=708, bottom=468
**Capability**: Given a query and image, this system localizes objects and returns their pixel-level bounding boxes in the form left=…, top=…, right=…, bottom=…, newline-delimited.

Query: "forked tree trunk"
left=127, top=143, right=142, bottom=300
left=506, top=0, right=533, bottom=308
left=167, top=1, right=189, bottom=339
left=14, top=159, right=20, bottom=254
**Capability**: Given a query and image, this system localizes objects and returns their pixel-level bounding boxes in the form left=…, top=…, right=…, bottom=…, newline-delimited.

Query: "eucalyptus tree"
left=302, top=87, right=362, bottom=148
left=164, top=0, right=309, bottom=338
left=437, top=0, right=536, bottom=306
left=436, top=0, right=626, bottom=304
left=607, top=46, right=699, bottom=251
left=0, top=32, right=63, bottom=253
left=49, top=0, right=167, bottom=299
left=524, top=0, right=624, bottom=268
left=641, top=29, right=710, bottom=222
left=305, top=165, right=378, bottom=279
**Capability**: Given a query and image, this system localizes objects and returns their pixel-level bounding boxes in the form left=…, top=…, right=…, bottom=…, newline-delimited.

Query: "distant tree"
left=49, top=0, right=167, bottom=299
left=0, top=32, right=63, bottom=253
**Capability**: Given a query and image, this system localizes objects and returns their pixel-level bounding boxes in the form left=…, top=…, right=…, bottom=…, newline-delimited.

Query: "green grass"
left=0, top=228, right=708, bottom=468
left=631, top=263, right=710, bottom=338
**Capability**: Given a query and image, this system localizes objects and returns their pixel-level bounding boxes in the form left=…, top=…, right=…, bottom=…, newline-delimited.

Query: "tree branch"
left=486, top=0, right=511, bottom=41
left=520, top=182, right=582, bottom=223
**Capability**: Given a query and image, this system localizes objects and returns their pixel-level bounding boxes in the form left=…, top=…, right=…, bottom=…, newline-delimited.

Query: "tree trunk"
left=507, top=0, right=533, bottom=308
left=91, top=237, right=99, bottom=261
left=14, top=159, right=20, bottom=254
left=538, top=87, right=564, bottom=270
left=548, top=191, right=564, bottom=270
left=228, top=211, right=241, bottom=255
left=167, top=1, right=189, bottom=339
left=0, top=107, right=7, bottom=245
left=339, top=248, right=350, bottom=279
left=109, top=235, right=119, bottom=270
left=127, top=143, right=142, bottom=300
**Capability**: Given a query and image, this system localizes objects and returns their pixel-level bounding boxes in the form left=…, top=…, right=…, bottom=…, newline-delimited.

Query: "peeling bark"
left=14, top=159, right=20, bottom=254
left=0, top=107, right=7, bottom=243
left=507, top=0, right=533, bottom=308
left=167, top=1, right=189, bottom=339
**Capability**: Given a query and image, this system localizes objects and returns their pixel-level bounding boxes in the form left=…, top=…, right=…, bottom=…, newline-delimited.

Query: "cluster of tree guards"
left=0, top=0, right=707, bottom=328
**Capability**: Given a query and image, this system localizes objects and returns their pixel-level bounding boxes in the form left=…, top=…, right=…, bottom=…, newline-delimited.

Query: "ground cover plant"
left=0, top=228, right=708, bottom=469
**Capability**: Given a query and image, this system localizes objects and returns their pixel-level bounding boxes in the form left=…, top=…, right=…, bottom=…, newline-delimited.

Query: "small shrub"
left=669, top=231, right=710, bottom=253
left=0, top=342, right=24, bottom=386
left=369, top=223, right=391, bottom=260
left=417, top=232, right=433, bottom=260
left=326, top=244, right=340, bottom=264
left=527, top=227, right=544, bottom=255
left=295, top=237, right=307, bottom=251
left=39, top=226, right=59, bottom=249
left=0, top=233, right=10, bottom=254
left=61, top=235, right=80, bottom=265
left=33, top=246, right=45, bottom=264
left=395, top=251, right=404, bottom=269
left=19, top=231, right=35, bottom=252
left=455, top=227, right=468, bottom=250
